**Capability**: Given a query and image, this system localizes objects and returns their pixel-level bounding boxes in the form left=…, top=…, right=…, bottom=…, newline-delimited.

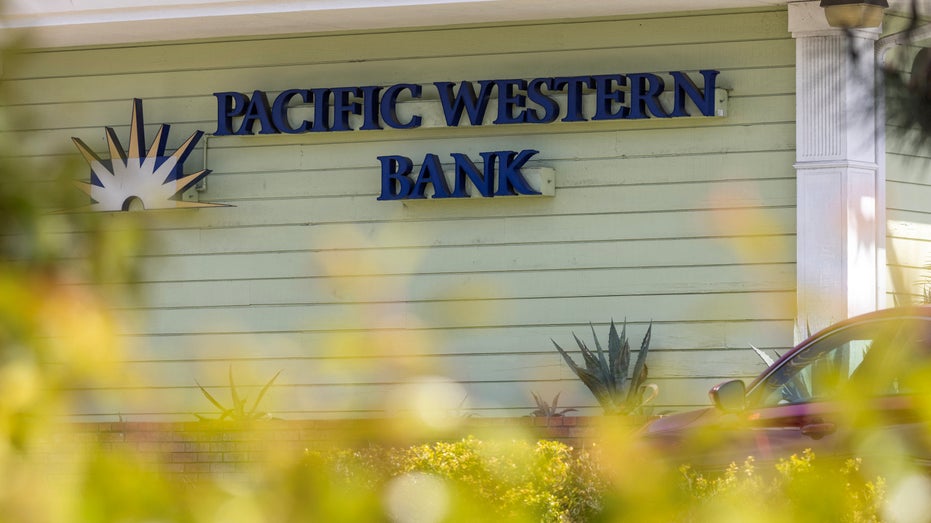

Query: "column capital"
left=788, top=0, right=881, bottom=40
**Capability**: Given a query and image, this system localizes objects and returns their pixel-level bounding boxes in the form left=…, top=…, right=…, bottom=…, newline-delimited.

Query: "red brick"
left=223, top=452, right=248, bottom=463
left=158, top=442, right=188, bottom=454
left=168, top=453, right=196, bottom=463
left=209, top=462, right=236, bottom=473
left=182, top=463, right=211, bottom=473
left=98, top=432, right=124, bottom=442
left=196, top=452, right=221, bottom=463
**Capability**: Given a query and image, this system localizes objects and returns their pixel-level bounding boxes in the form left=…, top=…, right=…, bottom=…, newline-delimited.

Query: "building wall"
left=5, top=7, right=797, bottom=420
left=883, top=13, right=931, bottom=307
left=886, top=147, right=931, bottom=306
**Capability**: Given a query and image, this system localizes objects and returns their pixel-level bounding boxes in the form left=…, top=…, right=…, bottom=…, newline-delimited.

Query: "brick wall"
left=34, top=416, right=644, bottom=480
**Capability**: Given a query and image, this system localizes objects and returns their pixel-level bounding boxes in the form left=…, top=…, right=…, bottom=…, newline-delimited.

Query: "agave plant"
left=529, top=391, right=577, bottom=419
left=750, top=343, right=780, bottom=367
left=749, top=322, right=815, bottom=404
left=195, top=366, right=281, bottom=421
left=551, top=319, right=656, bottom=415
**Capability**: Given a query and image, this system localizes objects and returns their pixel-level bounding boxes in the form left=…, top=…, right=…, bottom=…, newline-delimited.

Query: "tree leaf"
left=572, top=367, right=611, bottom=410
left=228, top=365, right=245, bottom=416
left=249, top=370, right=281, bottom=416
left=553, top=339, right=584, bottom=375
left=531, top=391, right=544, bottom=409
left=589, top=323, right=611, bottom=386
left=196, top=380, right=227, bottom=412
left=626, top=321, right=652, bottom=405
left=607, top=318, right=621, bottom=386
left=616, top=319, right=631, bottom=394
left=750, top=344, right=776, bottom=366
left=572, top=333, right=602, bottom=377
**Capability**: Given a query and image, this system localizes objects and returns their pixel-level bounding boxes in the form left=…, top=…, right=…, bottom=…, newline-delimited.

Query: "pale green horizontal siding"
left=886, top=137, right=931, bottom=305
left=6, top=7, right=796, bottom=420
left=883, top=11, right=931, bottom=307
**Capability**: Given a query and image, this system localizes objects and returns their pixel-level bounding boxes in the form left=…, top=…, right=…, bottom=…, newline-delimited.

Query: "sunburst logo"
left=72, top=99, right=221, bottom=211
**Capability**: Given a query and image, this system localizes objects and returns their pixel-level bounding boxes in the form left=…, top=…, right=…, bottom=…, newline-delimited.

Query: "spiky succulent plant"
left=195, top=366, right=281, bottom=421
left=529, top=391, right=577, bottom=419
left=551, top=319, right=656, bottom=415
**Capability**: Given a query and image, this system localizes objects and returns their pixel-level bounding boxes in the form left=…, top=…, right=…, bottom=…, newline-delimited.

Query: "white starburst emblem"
left=72, top=99, right=221, bottom=211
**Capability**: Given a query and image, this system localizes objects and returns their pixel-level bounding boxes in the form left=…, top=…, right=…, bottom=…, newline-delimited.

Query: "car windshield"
left=751, top=317, right=931, bottom=408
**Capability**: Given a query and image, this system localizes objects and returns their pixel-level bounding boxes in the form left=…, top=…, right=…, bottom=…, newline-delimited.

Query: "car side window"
left=757, top=337, right=869, bottom=407
left=753, top=319, right=921, bottom=407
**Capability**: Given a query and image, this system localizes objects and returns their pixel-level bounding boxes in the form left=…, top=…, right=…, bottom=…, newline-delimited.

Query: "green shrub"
left=315, top=437, right=606, bottom=523
left=674, top=450, right=885, bottom=522
left=309, top=441, right=888, bottom=523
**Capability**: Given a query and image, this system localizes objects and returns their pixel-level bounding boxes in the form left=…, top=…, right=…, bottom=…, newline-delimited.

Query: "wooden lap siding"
left=4, top=8, right=796, bottom=420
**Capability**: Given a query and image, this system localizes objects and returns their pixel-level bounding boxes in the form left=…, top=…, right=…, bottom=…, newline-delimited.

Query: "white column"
left=788, top=1, right=883, bottom=341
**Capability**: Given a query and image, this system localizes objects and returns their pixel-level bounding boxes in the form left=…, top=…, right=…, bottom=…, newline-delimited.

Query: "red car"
left=639, top=306, right=931, bottom=471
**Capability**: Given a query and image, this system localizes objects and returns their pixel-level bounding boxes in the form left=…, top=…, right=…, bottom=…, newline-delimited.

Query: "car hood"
left=642, top=406, right=718, bottom=434
left=636, top=406, right=746, bottom=472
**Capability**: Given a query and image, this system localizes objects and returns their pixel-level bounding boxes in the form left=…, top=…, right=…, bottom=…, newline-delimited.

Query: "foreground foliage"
left=676, top=451, right=885, bottom=523
left=298, top=439, right=889, bottom=523
left=316, top=437, right=605, bottom=523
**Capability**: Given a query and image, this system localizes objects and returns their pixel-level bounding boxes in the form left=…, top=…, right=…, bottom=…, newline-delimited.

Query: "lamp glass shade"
left=822, top=3, right=885, bottom=28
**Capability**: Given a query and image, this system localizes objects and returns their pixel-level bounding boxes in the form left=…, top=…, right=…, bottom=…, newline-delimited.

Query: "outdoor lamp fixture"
left=819, top=0, right=889, bottom=28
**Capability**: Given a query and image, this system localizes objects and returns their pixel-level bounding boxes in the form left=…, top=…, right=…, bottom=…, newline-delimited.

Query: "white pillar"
left=788, top=1, right=884, bottom=341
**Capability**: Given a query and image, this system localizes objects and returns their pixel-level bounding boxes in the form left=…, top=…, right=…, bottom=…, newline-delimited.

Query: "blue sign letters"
left=212, top=70, right=719, bottom=202
left=213, top=70, right=718, bottom=135
left=377, top=150, right=541, bottom=200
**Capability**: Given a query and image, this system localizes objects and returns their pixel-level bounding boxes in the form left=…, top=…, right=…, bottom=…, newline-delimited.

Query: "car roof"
left=745, top=305, right=931, bottom=392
